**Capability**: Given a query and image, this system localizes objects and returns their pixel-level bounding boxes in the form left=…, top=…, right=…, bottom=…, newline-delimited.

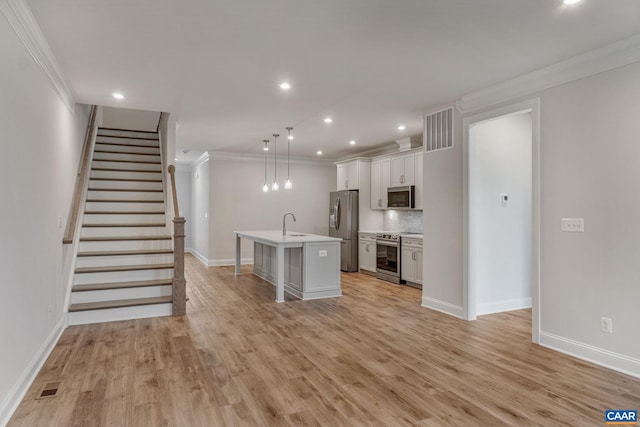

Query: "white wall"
left=421, top=113, right=464, bottom=317
left=469, top=112, right=532, bottom=315
left=175, top=166, right=193, bottom=250
left=190, top=157, right=210, bottom=264
left=423, top=60, right=640, bottom=374
left=102, top=106, right=160, bottom=131
left=0, top=15, right=90, bottom=423
left=207, top=154, right=336, bottom=265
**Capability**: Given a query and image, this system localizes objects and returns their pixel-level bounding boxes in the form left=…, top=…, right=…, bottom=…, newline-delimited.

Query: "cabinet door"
left=371, top=160, right=382, bottom=209
left=401, top=247, right=414, bottom=282
left=392, top=153, right=415, bottom=186
left=359, top=240, right=368, bottom=271
left=403, top=154, right=415, bottom=186
left=337, top=164, right=348, bottom=191
left=346, top=162, right=359, bottom=190
left=414, top=152, right=423, bottom=210
left=414, top=250, right=423, bottom=285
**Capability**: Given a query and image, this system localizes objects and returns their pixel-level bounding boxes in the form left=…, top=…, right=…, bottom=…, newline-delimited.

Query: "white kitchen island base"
left=234, top=231, right=342, bottom=302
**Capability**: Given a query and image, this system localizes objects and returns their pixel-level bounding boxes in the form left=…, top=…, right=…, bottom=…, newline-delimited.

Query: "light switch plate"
left=318, top=250, right=327, bottom=257
left=561, top=218, right=584, bottom=232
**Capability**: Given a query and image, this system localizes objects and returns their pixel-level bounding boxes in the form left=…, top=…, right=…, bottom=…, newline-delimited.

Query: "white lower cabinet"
left=359, top=233, right=377, bottom=273
left=401, top=238, right=423, bottom=285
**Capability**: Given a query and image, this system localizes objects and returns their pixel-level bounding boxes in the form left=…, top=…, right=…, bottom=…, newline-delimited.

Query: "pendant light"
left=262, top=139, right=269, bottom=192
left=284, top=127, right=293, bottom=189
left=272, top=134, right=279, bottom=191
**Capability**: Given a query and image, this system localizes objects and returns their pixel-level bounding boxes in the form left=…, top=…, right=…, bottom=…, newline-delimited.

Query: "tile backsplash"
left=384, top=210, right=423, bottom=233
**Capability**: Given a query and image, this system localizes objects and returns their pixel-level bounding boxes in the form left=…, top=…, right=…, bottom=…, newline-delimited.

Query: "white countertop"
left=235, top=230, right=342, bottom=245
left=401, top=233, right=423, bottom=239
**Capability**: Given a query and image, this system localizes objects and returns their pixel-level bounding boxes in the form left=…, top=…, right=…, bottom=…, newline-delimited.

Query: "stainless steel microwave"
left=387, top=185, right=415, bottom=209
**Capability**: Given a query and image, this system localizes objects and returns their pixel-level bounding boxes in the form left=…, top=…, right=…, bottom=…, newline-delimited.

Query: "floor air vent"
left=36, top=382, right=60, bottom=399
left=424, top=107, right=454, bottom=152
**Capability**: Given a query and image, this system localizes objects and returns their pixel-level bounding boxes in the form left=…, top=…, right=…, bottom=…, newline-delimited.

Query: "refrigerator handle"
left=334, top=198, right=341, bottom=230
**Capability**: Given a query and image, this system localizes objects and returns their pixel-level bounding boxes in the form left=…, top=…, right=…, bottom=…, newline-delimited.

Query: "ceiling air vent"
left=424, top=107, right=454, bottom=152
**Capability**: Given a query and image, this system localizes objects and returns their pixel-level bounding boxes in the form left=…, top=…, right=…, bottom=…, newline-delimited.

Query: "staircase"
left=68, top=127, right=174, bottom=325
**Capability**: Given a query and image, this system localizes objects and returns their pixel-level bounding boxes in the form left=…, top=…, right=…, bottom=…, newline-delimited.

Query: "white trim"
left=0, top=0, right=75, bottom=112
left=458, top=34, right=640, bottom=113
left=0, top=317, right=65, bottom=426
left=186, top=249, right=209, bottom=267
left=539, top=332, right=640, bottom=379
left=477, top=297, right=532, bottom=316
left=209, top=258, right=253, bottom=267
left=421, top=296, right=464, bottom=319
left=462, top=98, right=541, bottom=345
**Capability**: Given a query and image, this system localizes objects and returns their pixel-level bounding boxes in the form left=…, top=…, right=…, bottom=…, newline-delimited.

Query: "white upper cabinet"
left=414, top=151, right=423, bottom=210
left=336, top=160, right=359, bottom=190
left=390, top=152, right=415, bottom=187
left=370, top=158, right=390, bottom=210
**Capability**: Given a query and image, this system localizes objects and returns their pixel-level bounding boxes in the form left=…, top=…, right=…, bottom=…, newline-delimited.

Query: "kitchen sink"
left=287, top=233, right=307, bottom=237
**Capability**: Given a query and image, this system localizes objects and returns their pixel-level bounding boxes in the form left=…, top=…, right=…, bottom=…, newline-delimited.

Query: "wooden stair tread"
left=80, top=235, right=171, bottom=241
left=88, top=188, right=163, bottom=192
left=84, top=211, right=166, bottom=215
left=90, top=177, right=162, bottom=183
left=86, top=199, right=164, bottom=203
left=96, top=133, right=159, bottom=141
left=94, top=141, right=160, bottom=149
left=93, top=158, right=161, bottom=165
left=94, top=149, right=160, bottom=155
left=91, top=168, right=161, bottom=173
left=82, top=223, right=166, bottom=227
left=72, top=279, right=173, bottom=292
left=77, top=249, right=173, bottom=257
left=68, top=296, right=172, bottom=312
left=75, top=263, right=174, bottom=273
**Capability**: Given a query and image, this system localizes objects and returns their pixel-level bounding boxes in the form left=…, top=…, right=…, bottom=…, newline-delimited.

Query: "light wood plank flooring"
left=9, top=254, right=640, bottom=426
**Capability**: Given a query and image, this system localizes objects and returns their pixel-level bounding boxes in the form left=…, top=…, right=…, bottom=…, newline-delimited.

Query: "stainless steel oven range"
left=376, top=233, right=403, bottom=284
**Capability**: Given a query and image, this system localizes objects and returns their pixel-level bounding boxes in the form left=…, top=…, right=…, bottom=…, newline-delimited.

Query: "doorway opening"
left=463, top=99, right=540, bottom=343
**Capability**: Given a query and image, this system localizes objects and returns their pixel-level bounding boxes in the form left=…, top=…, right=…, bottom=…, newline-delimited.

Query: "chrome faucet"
left=283, top=212, right=297, bottom=236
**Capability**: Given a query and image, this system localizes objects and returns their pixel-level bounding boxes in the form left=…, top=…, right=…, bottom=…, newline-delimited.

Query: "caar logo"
left=605, top=410, right=637, bottom=425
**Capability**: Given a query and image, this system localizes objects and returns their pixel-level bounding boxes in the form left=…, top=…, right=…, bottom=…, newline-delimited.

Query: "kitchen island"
left=234, top=230, right=342, bottom=302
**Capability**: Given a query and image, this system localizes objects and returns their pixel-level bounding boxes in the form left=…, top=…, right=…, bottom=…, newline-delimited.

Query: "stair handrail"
left=167, top=164, right=186, bottom=315
left=63, top=105, right=98, bottom=244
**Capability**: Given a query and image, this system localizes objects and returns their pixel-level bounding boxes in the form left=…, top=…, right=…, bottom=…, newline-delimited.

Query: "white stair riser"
left=73, top=268, right=173, bottom=285
left=87, top=190, right=164, bottom=201
left=92, top=160, right=161, bottom=172
left=83, top=213, right=167, bottom=225
left=93, top=152, right=161, bottom=163
left=71, top=285, right=172, bottom=304
left=81, top=226, right=168, bottom=238
left=89, top=179, right=163, bottom=191
left=76, top=254, right=174, bottom=268
left=97, top=129, right=159, bottom=139
left=84, top=201, right=165, bottom=212
left=67, top=303, right=172, bottom=325
left=90, top=170, right=162, bottom=181
left=95, top=136, right=159, bottom=147
left=95, top=143, right=160, bottom=155
left=79, top=239, right=172, bottom=252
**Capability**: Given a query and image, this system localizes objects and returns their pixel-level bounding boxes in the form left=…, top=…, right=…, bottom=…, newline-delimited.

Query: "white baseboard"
left=186, top=249, right=208, bottom=267
left=477, top=297, right=532, bottom=316
left=421, top=296, right=464, bottom=319
left=208, top=258, right=253, bottom=267
left=539, top=331, right=640, bottom=379
left=0, top=317, right=66, bottom=426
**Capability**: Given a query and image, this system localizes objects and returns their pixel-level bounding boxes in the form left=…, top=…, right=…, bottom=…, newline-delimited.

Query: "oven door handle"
left=376, top=241, right=398, bottom=248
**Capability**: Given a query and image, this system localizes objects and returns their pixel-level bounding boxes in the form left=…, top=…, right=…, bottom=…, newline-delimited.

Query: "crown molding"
left=0, top=0, right=75, bottom=112
left=458, top=33, right=640, bottom=114
left=206, top=151, right=335, bottom=166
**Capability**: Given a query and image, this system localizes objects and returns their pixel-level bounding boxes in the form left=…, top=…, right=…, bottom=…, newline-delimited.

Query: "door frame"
left=462, top=98, right=541, bottom=344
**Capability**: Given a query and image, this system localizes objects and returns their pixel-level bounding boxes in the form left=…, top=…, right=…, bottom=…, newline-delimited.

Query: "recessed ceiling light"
left=288, top=135, right=294, bottom=140
left=279, top=82, right=291, bottom=90
left=563, top=0, right=580, bottom=4
left=317, top=150, right=323, bottom=155
left=324, top=117, right=333, bottom=124
left=397, top=124, right=406, bottom=131
left=112, top=92, right=124, bottom=100
left=349, top=140, right=356, bottom=145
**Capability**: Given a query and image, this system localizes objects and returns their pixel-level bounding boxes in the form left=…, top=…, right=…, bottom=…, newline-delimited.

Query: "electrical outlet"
left=600, top=317, right=613, bottom=334
left=561, top=218, right=584, bottom=232
left=318, top=250, right=327, bottom=257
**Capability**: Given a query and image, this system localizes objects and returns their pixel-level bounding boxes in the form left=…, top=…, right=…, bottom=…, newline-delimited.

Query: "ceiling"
left=27, top=0, right=640, bottom=160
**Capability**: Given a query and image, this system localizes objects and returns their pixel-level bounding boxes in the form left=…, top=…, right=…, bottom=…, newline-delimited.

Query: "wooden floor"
left=9, top=255, right=640, bottom=426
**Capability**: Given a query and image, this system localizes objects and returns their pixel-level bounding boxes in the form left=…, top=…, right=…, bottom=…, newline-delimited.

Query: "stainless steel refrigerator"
left=329, top=190, right=359, bottom=272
